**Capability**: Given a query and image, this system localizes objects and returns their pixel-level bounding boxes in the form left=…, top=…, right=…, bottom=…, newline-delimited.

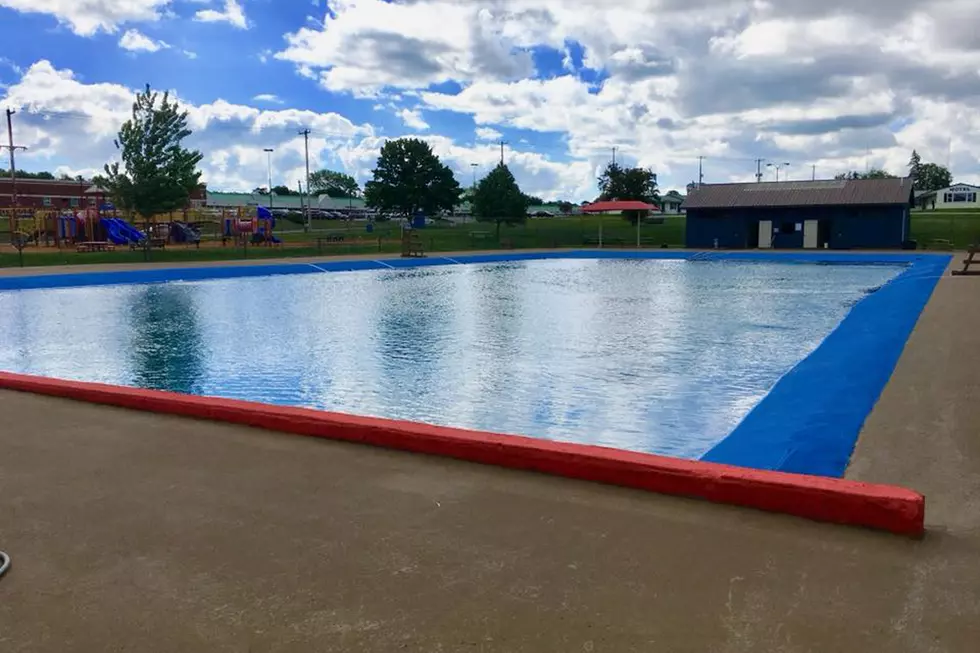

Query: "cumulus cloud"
left=397, top=108, right=429, bottom=131
left=475, top=127, right=502, bottom=141
left=118, top=29, right=169, bottom=53
left=6, top=0, right=980, bottom=196
left=193, top=0, right=247, bottom=29
left=0, top=0, right=170, bottom=36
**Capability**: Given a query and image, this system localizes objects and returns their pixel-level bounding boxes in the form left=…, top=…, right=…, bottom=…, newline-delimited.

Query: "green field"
left=1, top=211, right=977, bottom=268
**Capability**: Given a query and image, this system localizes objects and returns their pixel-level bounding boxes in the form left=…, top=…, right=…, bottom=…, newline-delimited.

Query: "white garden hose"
left=0, top=551, right=9, bottom=579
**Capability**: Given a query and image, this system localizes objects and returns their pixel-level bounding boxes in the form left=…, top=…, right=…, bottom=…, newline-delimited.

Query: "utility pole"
left=754, top=158, right=765, bottom=182
left=697, top=156, right=705, bottom=187
left=811, top=164, right=816, bottom=181
left=498, top=140, right=508, bottom=165
left=3, top=108, right=28, bottom=239
left=612, top=146, right=617, bottom=165
left=299, top=129, right=311, bottom=231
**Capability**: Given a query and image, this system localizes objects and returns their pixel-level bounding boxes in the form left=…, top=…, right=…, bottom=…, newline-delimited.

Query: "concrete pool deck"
left=1, top=254, right=979, bottom=650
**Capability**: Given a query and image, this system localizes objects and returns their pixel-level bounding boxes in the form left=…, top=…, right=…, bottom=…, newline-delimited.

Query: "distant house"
left=915, top=183, right=980, bottom=210
left=660, top=191, right=685, bottom=214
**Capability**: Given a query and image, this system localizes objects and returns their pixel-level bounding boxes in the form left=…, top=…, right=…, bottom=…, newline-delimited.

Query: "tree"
left=471, top=163, right=529, bottom=239
left=309, top=169, right=360, bottom=198
left=14, top=169, right=55, bottom=180
left=524, top=194, right=544, bottom=205
left=834, top=169, right=896, bottom=180
left=363, top=138, right=462, bottom=218
left=909, top=150, right=923, bottom=188
left=597, top=162, right=660, bottom=224
left=272, top=185, right=298, bottom=196
left=96, top=84, right=203, bottom=218
left=916, top=162, right=953, bottom=192
left=557, top=201, right=574, bottom=214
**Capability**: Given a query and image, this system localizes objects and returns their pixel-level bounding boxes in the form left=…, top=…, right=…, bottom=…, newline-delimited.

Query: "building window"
left=951, top=192, right=975, bottom=203
left=69, top=197, right=79, bottom=208
left=42, top=196, right=52, bottom=207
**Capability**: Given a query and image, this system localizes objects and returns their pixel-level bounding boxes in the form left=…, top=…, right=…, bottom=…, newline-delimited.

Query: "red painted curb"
left=0, top=371, right=925, bottom=536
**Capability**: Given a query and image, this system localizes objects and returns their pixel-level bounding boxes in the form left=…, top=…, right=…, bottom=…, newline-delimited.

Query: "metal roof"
left=683, top=177, right=914, bottom=209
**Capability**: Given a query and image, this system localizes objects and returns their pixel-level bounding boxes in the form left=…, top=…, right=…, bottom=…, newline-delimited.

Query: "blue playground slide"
left=256, top=206, right=281, bottom=244
left=101, top=217, right=145, bottom=245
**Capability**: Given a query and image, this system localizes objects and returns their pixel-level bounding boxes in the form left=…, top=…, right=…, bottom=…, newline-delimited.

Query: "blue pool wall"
left=0, top=250, right=952, bottom=478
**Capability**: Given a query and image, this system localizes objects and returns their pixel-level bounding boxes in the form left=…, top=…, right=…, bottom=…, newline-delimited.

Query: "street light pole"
left=263, top=148, right=274, bottom=210
left=767, top=162, right=791, bottom=182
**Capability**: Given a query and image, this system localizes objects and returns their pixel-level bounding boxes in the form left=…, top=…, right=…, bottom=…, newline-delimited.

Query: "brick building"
left=0, top=177, right=207, bottom=210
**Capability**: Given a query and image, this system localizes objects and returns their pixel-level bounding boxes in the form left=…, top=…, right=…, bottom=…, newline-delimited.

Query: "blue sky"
left=1, top=0, right=978, bottom=200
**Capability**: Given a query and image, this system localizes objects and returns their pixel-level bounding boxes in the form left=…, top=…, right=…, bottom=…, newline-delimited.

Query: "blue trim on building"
left=0, top=250, right=951, bottom=478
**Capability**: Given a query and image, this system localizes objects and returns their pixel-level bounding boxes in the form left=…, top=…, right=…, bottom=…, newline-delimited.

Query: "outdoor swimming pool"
left=0, top=256, right=917, bottom=471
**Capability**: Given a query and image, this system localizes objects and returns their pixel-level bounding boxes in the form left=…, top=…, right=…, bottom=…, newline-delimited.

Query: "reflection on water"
left=126, top=285, right=204, bottom=394
left=0, top=259, right=902, bottom=459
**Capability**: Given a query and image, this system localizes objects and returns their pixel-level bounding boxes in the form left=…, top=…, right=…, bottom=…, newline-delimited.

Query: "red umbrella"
left=581, top=200, right=659, bottom=213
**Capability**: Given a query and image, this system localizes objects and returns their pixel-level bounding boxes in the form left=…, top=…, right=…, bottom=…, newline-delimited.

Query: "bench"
left=402, top=232, right=425, bottom=258
left=76, top=241, right=115, bottom=253
left=928, top=238, right=954, bottom=251
left=468, top=231, right=493, bottom=241
left=317, top=234, right=346, bottom=245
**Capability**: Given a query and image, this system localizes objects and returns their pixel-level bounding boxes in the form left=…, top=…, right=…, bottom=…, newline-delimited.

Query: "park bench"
left=401, top=231, right=425, bottom=258
left=468, top=231, right=493, bottom=242
left=76, top=241, right=115, bottom=253
left=952, top=241, right=980, bottom=276
left=928, top=238, right=954, bottom=251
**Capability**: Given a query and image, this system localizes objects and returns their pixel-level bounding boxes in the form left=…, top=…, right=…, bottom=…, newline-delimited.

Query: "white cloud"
left=118, top=29, right=169, bottom=53
left=193, top=0, right=247, bottom=29
left=253, top=94, right=285, bottom=104
left=397, top=108, right=429, bottom=131
left=475, top=127, right=502, bottom=141
left=0, top=0, right=170, bottom=36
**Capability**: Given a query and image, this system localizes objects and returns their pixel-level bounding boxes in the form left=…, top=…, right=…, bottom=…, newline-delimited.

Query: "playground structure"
left=222, top=206, right=281, bottom=247
left=2, top=205, right=272, bottom=251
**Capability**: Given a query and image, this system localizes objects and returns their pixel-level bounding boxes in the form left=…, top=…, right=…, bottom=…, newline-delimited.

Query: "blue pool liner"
left=0, top=250, right=951, bottom=478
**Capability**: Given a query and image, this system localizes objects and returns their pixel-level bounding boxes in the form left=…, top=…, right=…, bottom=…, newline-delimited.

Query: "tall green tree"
left=96, top=84, right=203, bottom=218
left=472, top=163, right=529, bottom=239
left=363, top=138, right=462, bottom=218
left=916, top=162, right=953, bottom=192
left=597, top=162, right=660, bottom=224
left=908, top=150, right=923, bottom=188
left=309, top=169, right=360, bottom=198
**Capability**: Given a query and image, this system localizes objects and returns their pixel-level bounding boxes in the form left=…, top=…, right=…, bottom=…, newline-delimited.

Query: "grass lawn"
left=0, top=216, right=685, bottom=268
left=1, top=211, right=976, bottom=268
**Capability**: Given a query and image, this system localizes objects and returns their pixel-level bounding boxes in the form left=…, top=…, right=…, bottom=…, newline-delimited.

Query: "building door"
left=758, top=220, right=773, bottom=248
left=803, top=220, right=819, bottom=248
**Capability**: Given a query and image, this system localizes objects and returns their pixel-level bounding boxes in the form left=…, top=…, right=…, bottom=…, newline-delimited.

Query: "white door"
left=758, top=220, right=773, bottom=248
left=803, top=220, right=819, bottom=248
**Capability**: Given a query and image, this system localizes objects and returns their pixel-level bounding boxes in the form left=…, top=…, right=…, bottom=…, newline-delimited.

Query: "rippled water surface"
left=0, top=259, right=902, bottom=458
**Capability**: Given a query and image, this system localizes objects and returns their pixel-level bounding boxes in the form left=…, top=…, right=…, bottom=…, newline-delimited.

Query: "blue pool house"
left=683, top=177, right=915, bottom=249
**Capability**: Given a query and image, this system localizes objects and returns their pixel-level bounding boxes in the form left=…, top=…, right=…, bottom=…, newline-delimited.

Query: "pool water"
left=0, top=259, right=901, bottom=459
